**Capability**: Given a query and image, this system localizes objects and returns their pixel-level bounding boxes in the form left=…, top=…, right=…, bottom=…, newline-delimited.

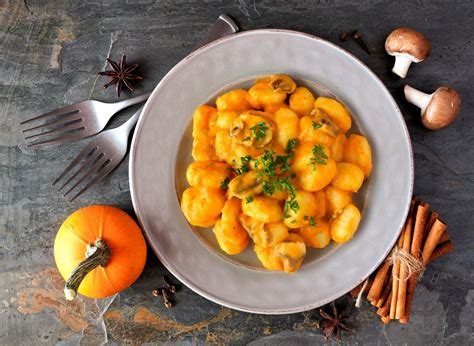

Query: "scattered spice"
left=98, top=54, right=143, bottom=97
left=319, top=301, right=352, bottom=341
left=152, top=276, right=179, bottom=309
left=339, top=30, right=371, bottom=55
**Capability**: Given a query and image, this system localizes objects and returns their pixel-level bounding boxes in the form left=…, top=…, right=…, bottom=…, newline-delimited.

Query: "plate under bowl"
left=130, top=29, right=413, bottom=314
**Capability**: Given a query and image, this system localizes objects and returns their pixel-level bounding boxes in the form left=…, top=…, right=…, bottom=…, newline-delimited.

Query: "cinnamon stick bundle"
left=354, top=198, right=454, bottom=325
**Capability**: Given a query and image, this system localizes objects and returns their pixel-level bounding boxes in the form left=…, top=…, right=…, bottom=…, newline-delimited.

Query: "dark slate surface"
left=1, top=0, right=473, bottom=344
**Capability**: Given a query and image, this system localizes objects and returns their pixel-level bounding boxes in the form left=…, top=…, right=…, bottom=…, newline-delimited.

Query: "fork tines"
left=53, top=141, right=114, bottom=202
left=20, top=104, right=86, bottom=147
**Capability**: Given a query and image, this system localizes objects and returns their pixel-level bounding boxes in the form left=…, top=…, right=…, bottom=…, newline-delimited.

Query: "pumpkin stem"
left=64, top=238, right=112, bottom=301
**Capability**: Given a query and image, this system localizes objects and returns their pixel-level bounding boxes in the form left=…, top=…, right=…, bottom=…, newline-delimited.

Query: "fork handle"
left=110, top=92, right=152, bottom=112
left=122, top=105, right=144, bottom=135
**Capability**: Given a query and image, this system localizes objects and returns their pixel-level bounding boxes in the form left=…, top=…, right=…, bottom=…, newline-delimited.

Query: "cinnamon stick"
left=367, top=261, right=391, bottom=303
left=422, top=219, right=447, bottom=265
left=375, top=275, right=393, bottom=308
left=401, top=213, right=442, bottom=324
left=389, top=212, right=412, bottom=319
left=395, top=216, right=413, bottom=319
left=437, top=231, right=449, bottom=244
left=429, top=240, right=454, bottom=262
left=424, top=211, right=439, bottom=239
left=377, top=291, right=392, bottom=317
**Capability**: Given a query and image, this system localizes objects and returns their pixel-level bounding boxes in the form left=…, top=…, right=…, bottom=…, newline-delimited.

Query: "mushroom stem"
left=404, top=85, right=432, bottom=113
left=392, top=55, right=414, bottom=78
left=64, top=238, right=112, bottom=301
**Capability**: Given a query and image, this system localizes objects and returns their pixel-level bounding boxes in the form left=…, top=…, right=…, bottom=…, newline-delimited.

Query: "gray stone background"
left=1, top=0, right=473, bottom=344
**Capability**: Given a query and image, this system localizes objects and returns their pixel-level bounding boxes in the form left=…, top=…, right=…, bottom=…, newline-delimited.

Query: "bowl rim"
left=129, top=28, right=414, bottom=314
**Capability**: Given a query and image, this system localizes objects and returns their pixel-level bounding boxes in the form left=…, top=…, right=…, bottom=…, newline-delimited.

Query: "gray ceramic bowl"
left=129, top=29, right=413, bottom=314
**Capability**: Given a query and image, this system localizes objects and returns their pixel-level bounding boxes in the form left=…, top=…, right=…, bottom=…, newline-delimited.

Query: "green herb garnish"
left=250, top=122, right=269, bottom=140
left=245, top=196, right=254, bottom=204
left=312, top=121, right=322, bottom=130
left=220, top=177, right=230, bottom=189
left=285, top=138, right=299, bottom=154
left=304, top=215, right=317, bottom=227
left=309, top=144, right=328, bottom=169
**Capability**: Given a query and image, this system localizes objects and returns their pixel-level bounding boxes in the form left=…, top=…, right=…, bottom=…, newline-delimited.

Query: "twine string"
left=389, top=246, right=425, bottom=281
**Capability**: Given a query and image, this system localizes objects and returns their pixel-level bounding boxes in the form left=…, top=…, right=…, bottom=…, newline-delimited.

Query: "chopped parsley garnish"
left=242, top=136, right=251, bottom=142
left=262, top=181, right=275, bottom=196
left=309, top=144, right=328, bottom=169
left=241, top=155, right=252, bottom=164
left=312, top=121, right=322, bottom=130
left=284, top=199, right=300, bottom=217
left=231, top=156, right=252, bottom=175
left=245, top=196, right=254, bottom=204
left=220, top=177, right=230, bottom=189
left=285, top=138, right=299, bottom=154
left=304, top=215, right=317, bottom=227
left=250, top=122, right=269, bottom=140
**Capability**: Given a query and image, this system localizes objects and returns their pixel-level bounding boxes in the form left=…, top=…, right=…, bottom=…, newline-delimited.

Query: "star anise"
left=98, top=54, right=143, bottom=97
left=319, top=301, right=352, bottom=341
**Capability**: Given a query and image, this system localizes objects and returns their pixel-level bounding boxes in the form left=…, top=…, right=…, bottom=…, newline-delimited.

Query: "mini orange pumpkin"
left=54, top=205, right=147, bottom=300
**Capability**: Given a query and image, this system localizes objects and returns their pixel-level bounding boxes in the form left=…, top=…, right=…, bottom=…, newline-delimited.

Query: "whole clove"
left=339, top=30, right=371, bottom=55
left=151, top=276, right=179, bottom=308
left=162, top=289, right=173, bottom=309
left=353, top=31, right=371, bottom=55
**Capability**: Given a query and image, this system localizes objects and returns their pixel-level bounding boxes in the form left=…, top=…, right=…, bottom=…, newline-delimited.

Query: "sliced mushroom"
left=227, top=171, right=263, bottom=199
left=404, top=85, right=461, bottom=130
left=310, top=108, right=339, bottom=137
left=385, top=28, right=431, bottom=78
left=230, top=117, right=245, bottom=137
left=230, top=113, right=274, bottom=148
left=269, top=74, right=297, bottom=94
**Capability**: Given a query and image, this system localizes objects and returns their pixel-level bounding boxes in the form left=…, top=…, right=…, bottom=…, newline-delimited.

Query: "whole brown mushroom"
left=404, top=85, right=461, bottom=130
left=385, top=28, right=431, bottom=78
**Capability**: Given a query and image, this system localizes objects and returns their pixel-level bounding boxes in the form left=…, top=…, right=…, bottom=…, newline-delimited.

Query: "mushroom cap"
left=423, top=86, right=461, bottom=130
left=385, top=28, right=431, bottom=62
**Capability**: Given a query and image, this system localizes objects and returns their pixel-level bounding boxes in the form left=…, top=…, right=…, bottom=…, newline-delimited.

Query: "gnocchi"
left=181, top=74, right=373, bottom=273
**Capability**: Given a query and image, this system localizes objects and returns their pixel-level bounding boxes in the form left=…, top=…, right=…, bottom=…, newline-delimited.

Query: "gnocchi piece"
left=254, top=244, right=280, bottom=271
left=242, top=196, right=283, bottom=223
left=331, top=162, right=365, bottom=192
left=314, top=97, right=352, bottom=133
left=192, top=132, right=218, bottom=161
left=186, top=161, right=231, bottom=188
left=273, top=108, right=299, bottom=149
left=343, top=134, right=373, bottom=177
left=216, top=111, right=239, bottom=130
left=213, top=198, right=249, bottom=254
left=214, top=130, right=233, bottom=162
left=330, top=203, right=361, bottom=243
left=271, top=233, right=306, bottom=273
left=216, top=89, right=252, bottom=112
left=264, top=102, right=288, bottom=114
left=192, top=105, right=218, bottom=137
left=241, top=217, right=289, bottom=247
left=248, top=82, right=288, bottom=109
left=228, top=171, right=263, bottom=199
left=313, top=190, right=326, bottom=218
left=283, top=190, right=318, bottom=228
left=325, top=185, right=352, bottom=217
left=181, top=187, right=225, bottom=227
left=299, top=109, right=339, bottom=147
left=330, top=133, right=347, bottom=162
left=292, top=142, right=337, bottom=191
left=289, top=87, right=315, bottom=117
left=294, top=218, right=331, bottom=248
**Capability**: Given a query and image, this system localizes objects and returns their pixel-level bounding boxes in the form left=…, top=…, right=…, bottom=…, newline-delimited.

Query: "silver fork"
left=20, top=92, right=151, bottom=147
left=53, top=14, right=239, bottom=201
left=52, top=106, right=143, bottom=201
